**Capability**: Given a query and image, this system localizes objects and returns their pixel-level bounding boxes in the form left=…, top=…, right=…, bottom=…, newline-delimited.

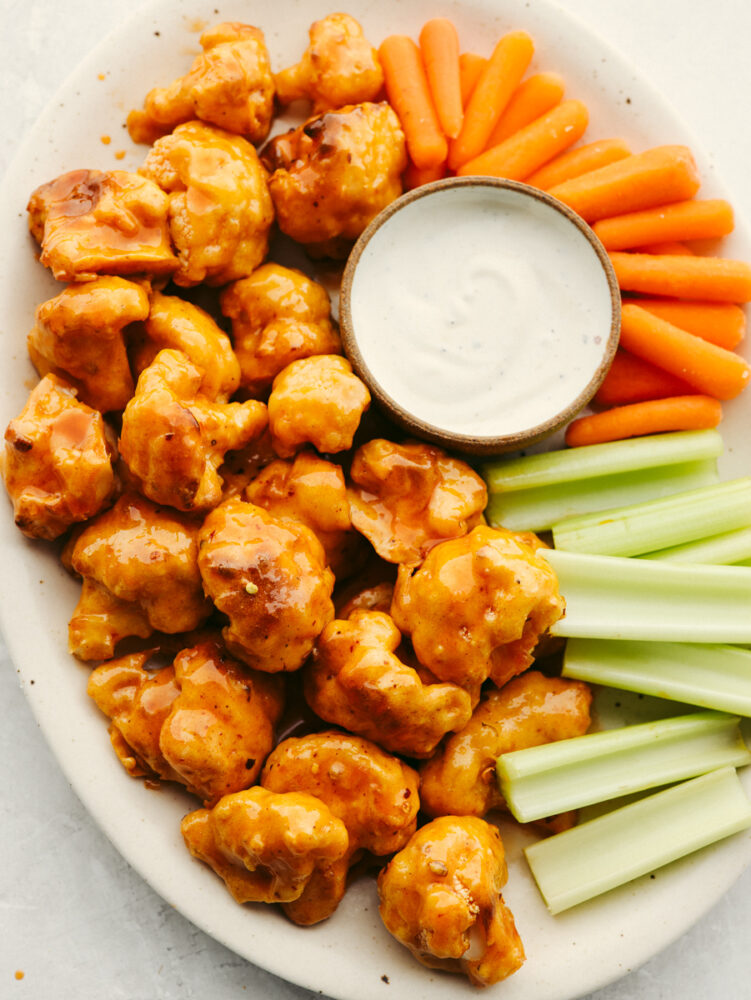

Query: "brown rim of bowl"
left=339, top=176, right=621, bottom=456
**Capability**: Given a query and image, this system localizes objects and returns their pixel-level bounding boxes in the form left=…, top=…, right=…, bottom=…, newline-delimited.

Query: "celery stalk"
left=486, top=459, right=717, bottom=533
left=524, top=767, right=751, bottom=914
left=551, top=478, right=751, bottom=557
left=542, top=549, right=751, bottom=643
left=643, top=526, right=751, bottom=564
left=496, top=711, right=749, bottom=823
left=482, top=429, right=722, bottom=493
left=563, top=638, right=751, bottom=716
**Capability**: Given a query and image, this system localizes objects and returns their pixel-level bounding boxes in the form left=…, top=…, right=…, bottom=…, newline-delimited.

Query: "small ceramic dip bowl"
left=339, top=177, right=620, bottom=455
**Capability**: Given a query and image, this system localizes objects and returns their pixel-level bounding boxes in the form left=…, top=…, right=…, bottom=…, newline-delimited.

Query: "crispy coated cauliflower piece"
left=2, top=375, right=117, bottom=540
left=66, top=492, right=212, bottom=660
left=378, top=816, right=525, bottom=987
left=348, top=439, right=487, bottom=564
left=275, top=14, right=383, bottom=112
left=181, top=786, right=349, bottom=904
left=127, top=22, right=274, bottom=145
left=244, top=451, right=367, bottom=578
left=28, top=277, right=149, bottom=413
left=140, top=121, right=274, bottom=286
left=419, top=671, right=592, bottom=818
left=304, top=610, right=472, bottom=758
left=27, top=169, right=178, bottom=282
left=198, top=498, right=334, bottom=672
left=88, top=640, right=284, bottom=802
left=261, top=731, right=420, bottom=924
left=268, top=355, right=370, bottom=458
left=131, top=291, right=241, bottom=403
left=391, top=526, right=565, bottom=692
left=119, top=349, right=268, bottom=513
left=261, top=102, right=406, bottom=255
left=219, top=264, right=341, bottom=396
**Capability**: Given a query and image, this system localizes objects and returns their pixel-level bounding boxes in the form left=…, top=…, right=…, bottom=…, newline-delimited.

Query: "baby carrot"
left=448, top=30, right=534, bottom=170
left=619, top=303, right=751, bottom=400
left=403, top=158, right=448, bottom=190
left=486, top=72, right=565, bottom=147
left=627, top=298, right=746, bottom=350
left=593, top=199, right=734, bottom=251
left=635, top=241, right=694, bottom=256
left=459, top=53, right=487, bottom=106
left=379, top=35, right=448, bottom=170
left=593, top=349, right=696, bottom=407
left=458, top=99, right=589, bottom=181
left=565, top=396, right=723, bottom=447
left=420, top=19, right=463, bottom=139
left=610, top=253, right=751, bottom=303
left=526, top=138, right=632, bottom=190
left=547, top=145, right=701, bottom=223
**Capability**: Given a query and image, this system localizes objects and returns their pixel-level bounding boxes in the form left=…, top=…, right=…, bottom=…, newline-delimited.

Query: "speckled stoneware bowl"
left=339, top=176, right=621, bottom=455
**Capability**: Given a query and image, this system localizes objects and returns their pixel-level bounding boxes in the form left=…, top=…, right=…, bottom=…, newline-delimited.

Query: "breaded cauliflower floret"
left=119, top=349, right=268, bottom=513
left=140, top=121, right=274, bottom=286
left=181, top=786, right=349, bottom=904
left=131, top=291, right=241, bottom=403
left=2, top=375, right=117, bottom=540
left=391, top=526, right=565, bottom=692
left=268, top=355, right=370, bottom=458
left=27, top=169, right=178, bottom=282
left=262, top=102, right=406, bottom=255
left=275, top=14, right=383, bottom=112
left=198, top=498, right=334, bottom=672
left=378, top=816, right=525, bottom=987
left=244, top=451, right=366, bottom=578
left=66, top=493, right=212, bottom=660
left=305, top=610, right=472, bottom=758
left=261, top=731, right=419, bottom=924
left=348, top=439, right=488, bottom=564
left=419, top=671, right=592, bottom=818
left=128, top=22, right=274, bottom=145
left=219, top=264, right=341, bottom=396
left=28, top=277, right=149, bottom=413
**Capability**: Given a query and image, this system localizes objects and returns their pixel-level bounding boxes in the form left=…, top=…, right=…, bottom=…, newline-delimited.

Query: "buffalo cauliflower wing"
left=391, top=526, right=565, bottom=692
left=27, top=169, right=178, bottom=282
left=261, top=102, right=406, bottom=255
left=304, top=610, right=472, bottom=758
left=275, top=14, right=383, bottom=112
left=66, top=492, right=212, bottom=660
left=28, top=277, right=149, bottom=413
left=128, top=22, right=274, bottom=145
left=219, top=263, right=341, bottom=396
left=2, top=374, right=117, bottom=540
left=140, top=121, right=274, bottom=286
left=119, top=349, right=268, bottom=512
left=198, top=498, right=334, bottom=672
left=261, top=731, right=419, bottom=924
left=419, top=671, right=592, bottom=818
left=348, top=439, right=487, bottom=564
left=181, top=786, right=349, bottom=904
left=131, top=290, right=241, bottom=403
left=267, top=355, right=370, bottom=458
left=378, top=816, right=525, bottom=987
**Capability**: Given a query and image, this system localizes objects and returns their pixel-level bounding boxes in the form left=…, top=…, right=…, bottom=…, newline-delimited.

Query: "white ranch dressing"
left=348, top=185, right=614, bottom=438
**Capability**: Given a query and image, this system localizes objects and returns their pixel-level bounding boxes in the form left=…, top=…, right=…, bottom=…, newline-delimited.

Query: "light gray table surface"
left=2, top=1, right=751, bottom=997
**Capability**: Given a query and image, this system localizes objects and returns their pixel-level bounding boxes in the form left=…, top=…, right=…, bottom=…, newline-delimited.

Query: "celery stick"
left=487, top=459, right=717, bottom=533
left=482, top=429, right=722, bottom=493
left=524, top=767, right=751, bottom=914
left=542, top=549, right=751, bottom=643
left=563, top=638, right=751, bottom=716
left=643, top=526, right=751, bottom=564
left=496, top=711, right=749, bottom=823
left=552, top=478, right=751, bottom=558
